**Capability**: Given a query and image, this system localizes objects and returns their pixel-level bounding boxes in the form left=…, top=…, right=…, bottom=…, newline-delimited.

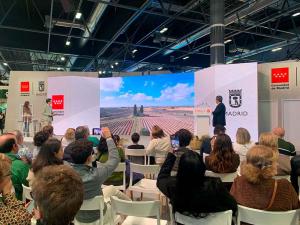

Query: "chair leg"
left=130, top=191, right=133, bottom=200
left=140, top=192, right=143, bottom=200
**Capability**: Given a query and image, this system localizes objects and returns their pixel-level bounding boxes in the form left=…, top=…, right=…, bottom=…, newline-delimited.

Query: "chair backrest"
left=125, top=148, right=148, bottom=165
left=22, top=184, right=33, bottom=202
left=110, top=196, right=161, bottom=225
left=274, top=175, right=291, bottom=182
left=205, top=170, right=237, bottom=183
left=174, top=210, right=233, bottom=225
left=237, top=205, right=300, bottom=225
left=79, top=196, right=105, bottom=225
left=129, top=163, right=160, bottom=186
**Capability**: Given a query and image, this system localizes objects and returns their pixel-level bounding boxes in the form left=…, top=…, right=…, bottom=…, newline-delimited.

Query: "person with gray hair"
left=212, top=95, right=226, bottom=127
left=272, top=127, right=296, bottom=156
left=75, top=126, right=90, bottom=140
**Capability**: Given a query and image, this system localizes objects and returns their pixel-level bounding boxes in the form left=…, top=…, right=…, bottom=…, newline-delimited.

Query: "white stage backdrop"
left=48, top=76, right=100, bottom=135
left=195, top=63, right=258, bottom=141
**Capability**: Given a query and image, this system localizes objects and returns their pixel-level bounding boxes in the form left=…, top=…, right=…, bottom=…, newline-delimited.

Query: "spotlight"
left=75, top=12, right=82, bottom=19
left=65, top=40, right=71, bottom=46
left=159, top=27, right=168, bottom=34
left=132, top=49, right=138, bottom=54
left=182, top=56, right=190, bottom=60
left=272, top=47, right=282, bottom=52
left=60, top=56, right=65, bottom=61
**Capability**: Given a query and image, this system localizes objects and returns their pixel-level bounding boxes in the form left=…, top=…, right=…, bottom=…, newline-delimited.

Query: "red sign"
left=52, top=95, right=64, bottom=110
left=271, top=67, right=289, bottom=83
left=20, top=81, right=30, bottom=92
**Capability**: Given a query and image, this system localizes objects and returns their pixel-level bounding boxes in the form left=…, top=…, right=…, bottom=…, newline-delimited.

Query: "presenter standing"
left=41, top=98, right=53, bottom=128
left=23, top=101, right=32, bottom=136
left=212, top=96, right=226, bottom=127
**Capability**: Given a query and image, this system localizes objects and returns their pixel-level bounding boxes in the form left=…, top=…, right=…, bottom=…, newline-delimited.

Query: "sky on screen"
left=100, top=72, right=194, bottom=107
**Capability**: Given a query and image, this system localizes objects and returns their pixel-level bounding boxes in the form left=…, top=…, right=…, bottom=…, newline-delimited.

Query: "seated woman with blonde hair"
left=259, top=132, right=291, bottom=175
left=233, top=127, right=254, bottom=163
left=231, top=145, right=299, bottom=211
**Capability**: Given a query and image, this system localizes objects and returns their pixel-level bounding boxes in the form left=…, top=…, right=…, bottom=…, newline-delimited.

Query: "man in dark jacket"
left=212, top=95, right=226, bottom=127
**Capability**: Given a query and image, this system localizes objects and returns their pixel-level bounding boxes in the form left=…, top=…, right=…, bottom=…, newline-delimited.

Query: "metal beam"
left=83, top=0, right=152, bottom=71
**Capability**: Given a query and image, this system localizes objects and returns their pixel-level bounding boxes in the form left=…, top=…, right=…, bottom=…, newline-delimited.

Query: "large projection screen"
left=100, top=72, right=194, bottom=136
left=48, top=76, right=100, bottom=135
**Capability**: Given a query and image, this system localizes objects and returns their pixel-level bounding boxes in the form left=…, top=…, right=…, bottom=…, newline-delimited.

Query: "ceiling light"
left=98, top=71, right=102, bottom=75
left=157, top=66, right=163, bottom=70
left=272, top=47, right=282, bottom=52
left=103, top=71, right=106, bottom=74
left=132, top=49, right=138, bottom=54
left=111, top=65, right=114, bottom=69
left=115, top=62, right=119, bottom=65
left=182, top=56, right=190, bottom=60
left=292, top=12, right=300, bottom=17
left=60, top=56, right=65, bottom=61
left=224, top=39, right=232, bottom=44
left=75, top=12, right=82, bottom=19
left=3, top=62, right=8, bottom=66
left=65, top=40, right=71, bottom=46
left=159, top=27, right=168, bottom=34
left=57, top=67, right=62, bottom=70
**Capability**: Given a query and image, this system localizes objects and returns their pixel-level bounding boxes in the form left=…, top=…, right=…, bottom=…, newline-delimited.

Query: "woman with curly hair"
left=230, top=145, right=299, bottom=211
left=205, top=134, right=240, bottom=173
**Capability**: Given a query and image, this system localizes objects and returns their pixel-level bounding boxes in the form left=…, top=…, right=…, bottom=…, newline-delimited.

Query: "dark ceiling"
left=0, top=0, right=300, bottom=77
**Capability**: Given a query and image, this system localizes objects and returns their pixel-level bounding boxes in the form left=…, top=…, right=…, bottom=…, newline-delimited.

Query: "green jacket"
left=5, top=152, right=30, bottom=200
left=278, top=138, right=296, bottom=156
left=99, top=147, right=125, bottom=185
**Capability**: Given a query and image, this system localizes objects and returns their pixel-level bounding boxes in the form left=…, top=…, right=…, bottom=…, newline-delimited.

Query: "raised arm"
left=97, top=127, right=120, bottom=182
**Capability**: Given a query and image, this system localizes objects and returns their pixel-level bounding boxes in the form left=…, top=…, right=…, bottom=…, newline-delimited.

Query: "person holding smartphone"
left=0, top=153, right=32, bottom=225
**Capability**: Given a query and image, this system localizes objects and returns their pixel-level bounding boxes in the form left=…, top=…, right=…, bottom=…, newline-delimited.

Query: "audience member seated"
left=31, top=165, right=84, bottom=225
left=200, top=125, right=226, bottom=155
left=259, top=132, right=291, bottom=175
left=231, top=145, right=299, bottom=211
left=157, top=150, right=237, bottom=219
left=173, top=129, right=193, bottom=171
left=146, top=125, right=171, bottom=164
left=69, top=127, right=130, bottom=224
left=273, top=127, right=296, bottom=156
left=189, top=135, right=201, bottom=150
left=61, top=128, right=75, bottom=149
left=290, top=155, right=300, bottom=194
left=127, top=132, right=146, bottom=164
left=0, top=133, right=29, bottom=200
left=0, top=153, right=32, bottom=225
left=13, top=130, right=32, bottom=164
left=97, top=135, right=125, bottom=186
left=233, top=127, right=255, bottom=163
left=128, top=132, right=145, bottom=149
left=205, top=134, right=240, bottom=173
left=74, top=125, right=99, bottom=147
left=27, top=138, right=64, bottom=187
left=32, top=131, right=49, bottom=160
left=42, top=125, right=54, bottom=137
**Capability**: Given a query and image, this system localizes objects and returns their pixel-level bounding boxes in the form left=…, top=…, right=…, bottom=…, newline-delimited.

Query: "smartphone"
left=26, top=200, right=35, bottom=213
left=92, top=128, right=101, bottom=135
left=170, top=135, right=179, bottom=150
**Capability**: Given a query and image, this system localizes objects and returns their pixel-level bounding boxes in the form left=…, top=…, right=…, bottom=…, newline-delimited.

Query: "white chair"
left=237, top=205, right=300, bottom=225
left=174, top=210, right=232, bottom=225
left=128, top=163, right=161, bottom=200
left=125, top=148, right=149, bottom=165
left=274, top=175, right=291, bottom=182
left=22, top=184, right=33, bottom=202
left=74, top=196, right=105, bottom=225
left=110, top=196, right=167, bottom=225
left=97, top=162, right=126, bottom=191
left=205, top=170, right=237, bottom=183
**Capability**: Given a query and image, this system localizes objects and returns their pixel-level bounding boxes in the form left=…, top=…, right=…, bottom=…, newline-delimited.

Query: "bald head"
left=273, top=127, right=285, bottom=138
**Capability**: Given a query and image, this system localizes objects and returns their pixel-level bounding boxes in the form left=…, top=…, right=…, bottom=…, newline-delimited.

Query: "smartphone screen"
left=92, top=128, right=101, bottom=135
left=170, top=135, right=179, bottom=150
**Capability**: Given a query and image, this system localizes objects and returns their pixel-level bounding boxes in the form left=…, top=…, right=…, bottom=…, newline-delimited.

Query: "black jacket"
left=157, top=153, right=237, bottom=217
left=212, top=102, right=226, bottom=127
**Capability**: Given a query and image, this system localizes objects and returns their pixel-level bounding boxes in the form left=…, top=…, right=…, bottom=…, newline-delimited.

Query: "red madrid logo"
left=20, top=81, right=30, bottom=92
left=52, top=95, right=64, bottom=110
left=271, top=67, right=289, bottom=83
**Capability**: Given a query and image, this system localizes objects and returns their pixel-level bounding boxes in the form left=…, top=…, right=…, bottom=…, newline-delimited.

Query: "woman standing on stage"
left=23, top=101, right=32, bottom=136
